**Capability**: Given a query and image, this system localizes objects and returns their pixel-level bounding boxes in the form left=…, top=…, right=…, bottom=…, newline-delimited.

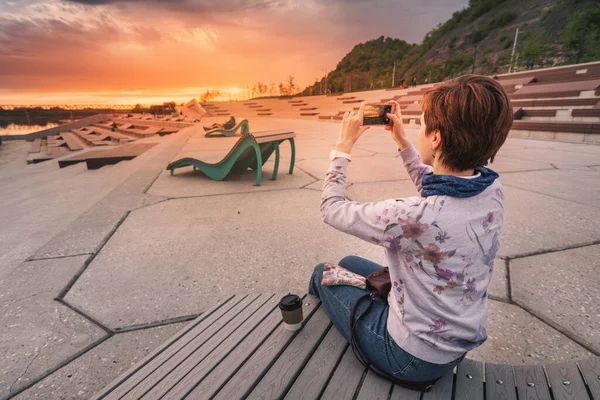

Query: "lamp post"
left=508, top=28, right=526, bottom=73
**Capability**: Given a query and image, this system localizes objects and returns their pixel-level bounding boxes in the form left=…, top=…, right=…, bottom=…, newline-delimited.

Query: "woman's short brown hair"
left=421, top=74, right=513, bottom=171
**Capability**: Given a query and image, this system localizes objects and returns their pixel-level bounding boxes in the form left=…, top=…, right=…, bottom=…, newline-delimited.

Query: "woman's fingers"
left=387, top=113, right=401, bottom=124
left=386, top=100, right=402, bottom=117
left=357, top=101, right=367, bottom=122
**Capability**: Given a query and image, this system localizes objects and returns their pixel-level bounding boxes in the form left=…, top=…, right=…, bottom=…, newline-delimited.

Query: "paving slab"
left=498, top=148, right=600, bottom=168
left=488, top=155, right=554, bottom=173
left=501, top=168, right=600, bottom=207
left=499, top=186, right=600, bottom=257
left=64, top=190, right=386, bottom=328
left=13, top=323, right=185, bottom=400
left=31, top=129, right=194, bottom=260
left=511, top=245, right=600, bottom=354
left=468, top=300, right=593, bottom=365
left=0, top=256, right=105, bottom=399
left=148, top=160, right=316, bottom=198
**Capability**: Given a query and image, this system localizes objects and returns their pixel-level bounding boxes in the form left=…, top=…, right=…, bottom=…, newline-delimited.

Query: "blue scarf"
left=421, top=167, right=499, bottom=198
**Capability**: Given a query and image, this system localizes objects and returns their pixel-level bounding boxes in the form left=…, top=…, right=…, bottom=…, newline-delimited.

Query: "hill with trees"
left=301, top=0, right=600, bottom=95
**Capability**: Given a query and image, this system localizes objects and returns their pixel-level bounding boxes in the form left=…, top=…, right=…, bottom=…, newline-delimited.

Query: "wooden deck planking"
left=545, top=362, right=589, bottom=400
left=186, top=296, right=319, bottom=399
left=161, top=293, right=282, bottom=399
left=356, top=370, right=392, bottom=400
left=422, top=369, right=454, bottom=400
left=244, top=307, right=332, bottom=400
left=485, top=363, right=518, bottom=400
left=514, top=364, right=552, bottom=400
left=578, top=356, right=600, bottom=398
left=283, top=327, right=347, bottom=400
left=319, top=346, right=366, bottom=400
left=455, top=359, right=484, bottom=400
left=390, top=383, right=421, bottom=400
left=212, top=298, right=322, bottom=400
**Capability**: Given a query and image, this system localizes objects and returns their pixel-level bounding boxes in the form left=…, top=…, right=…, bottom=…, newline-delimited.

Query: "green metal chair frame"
left=204, top=119, right=249, bottom=138
left=167, top=133, right=295, bottom=186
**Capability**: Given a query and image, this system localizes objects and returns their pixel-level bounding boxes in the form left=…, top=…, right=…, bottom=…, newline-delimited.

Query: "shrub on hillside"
left=470, top=29, right=489, bottom=43
left=492, top=10, right=517, bottom=28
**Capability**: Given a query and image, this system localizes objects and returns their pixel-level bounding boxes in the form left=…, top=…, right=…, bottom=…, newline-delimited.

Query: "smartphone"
left=363, top=104, right=392, bottom=125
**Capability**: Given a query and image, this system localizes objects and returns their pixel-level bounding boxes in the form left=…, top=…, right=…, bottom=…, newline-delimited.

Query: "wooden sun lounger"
left=93, top=293, right=600, bottom=400
left=205, top=119, right=249, bottom=138
left=167, top=129, right=295, bottom=186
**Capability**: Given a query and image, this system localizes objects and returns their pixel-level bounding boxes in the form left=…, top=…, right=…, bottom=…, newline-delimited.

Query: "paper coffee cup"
left=279, top=294, right=303, bottom=331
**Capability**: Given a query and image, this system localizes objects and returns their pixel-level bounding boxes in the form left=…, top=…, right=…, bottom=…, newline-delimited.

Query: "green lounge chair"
left=204, top=119, right=249, bottom=138
left=167, top=129, right=295, bottom=186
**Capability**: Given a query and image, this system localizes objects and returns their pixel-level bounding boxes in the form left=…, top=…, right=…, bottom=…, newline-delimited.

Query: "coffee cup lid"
left=279, top=294, right=302, bottom=311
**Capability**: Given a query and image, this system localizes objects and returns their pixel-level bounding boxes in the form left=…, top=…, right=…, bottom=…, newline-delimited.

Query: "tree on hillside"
left=520, top=35, right=546, bottom=69
left=562, top=5, right=600, bottom=63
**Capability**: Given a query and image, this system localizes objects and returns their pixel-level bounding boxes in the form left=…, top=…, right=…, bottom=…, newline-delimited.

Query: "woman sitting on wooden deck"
left=309, top=75, right=513, bottom=386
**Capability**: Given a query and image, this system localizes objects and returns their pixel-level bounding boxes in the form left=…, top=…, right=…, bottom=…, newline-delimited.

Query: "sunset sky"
left=0, top=0, right=468, bottom=105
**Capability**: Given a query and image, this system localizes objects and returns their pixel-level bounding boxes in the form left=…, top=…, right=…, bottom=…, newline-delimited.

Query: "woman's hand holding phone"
left=385, top=100, right=411, bottom=151
left=335, top=102, right=370, bottom=154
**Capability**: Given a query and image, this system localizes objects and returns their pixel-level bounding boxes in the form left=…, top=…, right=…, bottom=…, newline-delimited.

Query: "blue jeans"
left=308, top=256, right=464, bottom=382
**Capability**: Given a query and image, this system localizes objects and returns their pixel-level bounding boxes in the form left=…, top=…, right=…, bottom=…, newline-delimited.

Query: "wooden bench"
left=520, top=109, right=558, bottom=118
left=59, top=131, right=85, bottom=151
left=93, top=293, right=600, bottom=400
left=572, top=109, right=600, bottom=118
left=58, top=143, right=157, bottom=169
left=494, top=63, right=600, bottom=84
left=29, top=138, right=42, bottom=153
left=510, top=98, right=599, bottom=108
left=512, top=120, right=600, bottom=134
left=510, top=80, right=600, bottom=99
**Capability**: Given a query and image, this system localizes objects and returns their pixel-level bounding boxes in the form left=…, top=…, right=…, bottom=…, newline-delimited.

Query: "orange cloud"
left=0, top=0, right=468, bottom=105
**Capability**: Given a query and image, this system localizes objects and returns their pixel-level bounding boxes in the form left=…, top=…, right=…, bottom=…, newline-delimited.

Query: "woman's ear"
left=430, top=129, right=442, bottom=152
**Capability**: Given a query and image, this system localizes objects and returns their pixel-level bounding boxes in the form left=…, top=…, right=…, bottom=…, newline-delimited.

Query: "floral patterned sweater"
left=321, top=145, right=504, bottom=364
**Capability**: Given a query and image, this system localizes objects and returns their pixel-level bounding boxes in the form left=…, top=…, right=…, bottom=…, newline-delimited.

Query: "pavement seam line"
left=56, top=298, right=114, bottom=334
left=56, top=211, right=131, bottom=300
left=504, top=258, right=513, bottom=303
left=4, top=334, right=113, bottom=400
left=159, top=186, right=305, bottom=201
left=504, top=239, right=600, bottom=261
left=113, top=313, right=203, bottom=333
left=294, top=164, right=320, bottom=180
left=25, top=253, right=93, bottom=263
